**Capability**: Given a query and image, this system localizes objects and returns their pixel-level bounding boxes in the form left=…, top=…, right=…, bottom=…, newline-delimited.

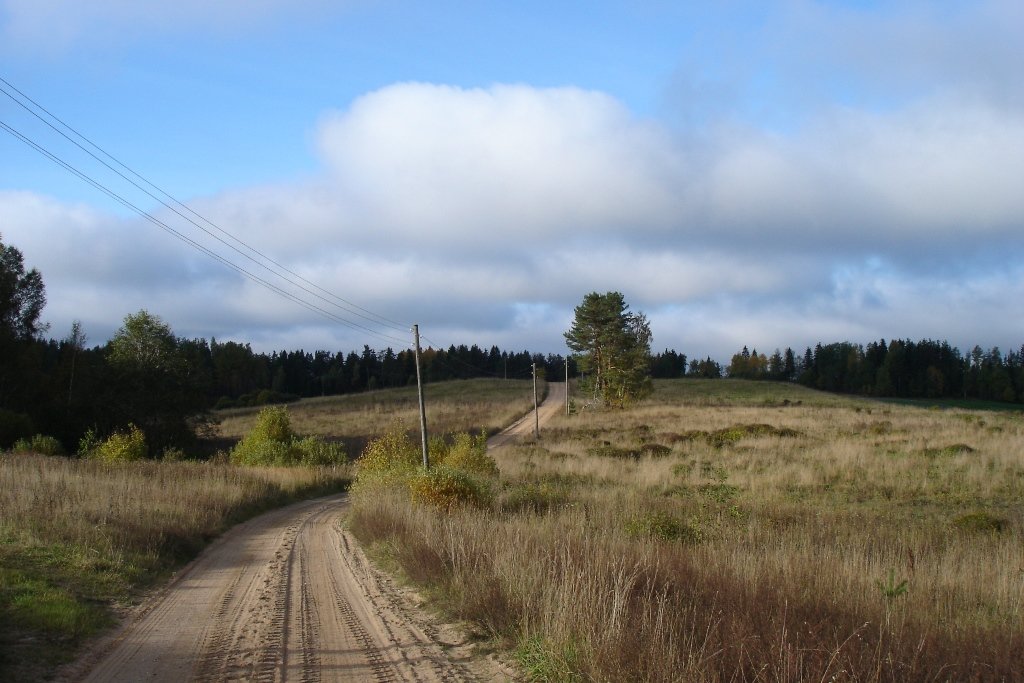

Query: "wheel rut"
left=70, top=494, right=483, bottom=682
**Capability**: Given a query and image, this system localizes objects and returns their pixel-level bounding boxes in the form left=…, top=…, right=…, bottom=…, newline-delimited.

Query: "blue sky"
left=1, top=1, right=1022, bottom=359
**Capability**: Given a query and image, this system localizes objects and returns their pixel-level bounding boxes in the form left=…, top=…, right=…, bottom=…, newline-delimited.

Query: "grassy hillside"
left=350, top=378, right=1024, bottom=681
left=216, top=378, right=538, bottom=450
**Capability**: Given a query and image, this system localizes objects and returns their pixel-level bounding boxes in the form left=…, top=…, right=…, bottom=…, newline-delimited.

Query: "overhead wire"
left=0, top=76, right=411, bottom=335
left=0, top=116, right=411, bottom=347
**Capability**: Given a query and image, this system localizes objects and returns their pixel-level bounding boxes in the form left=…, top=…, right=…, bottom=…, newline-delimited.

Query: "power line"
left=0, top=77, right=411, bottom=335
left=0, top=117, right=411, bottom=347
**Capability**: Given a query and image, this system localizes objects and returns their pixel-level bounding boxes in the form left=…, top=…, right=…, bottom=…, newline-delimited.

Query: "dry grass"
left=216, top=378, right=536, bottom=454
left=350, top=378, right=1024, bottom=681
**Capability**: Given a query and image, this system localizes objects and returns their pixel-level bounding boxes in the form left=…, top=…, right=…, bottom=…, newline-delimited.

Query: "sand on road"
left=70, top=494, right=479, bottom=682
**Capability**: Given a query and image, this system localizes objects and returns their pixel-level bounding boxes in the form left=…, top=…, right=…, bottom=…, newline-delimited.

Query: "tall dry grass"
left=349, top=379, right=1024, bottom=681
left=0, top=455, right=351, bottom=566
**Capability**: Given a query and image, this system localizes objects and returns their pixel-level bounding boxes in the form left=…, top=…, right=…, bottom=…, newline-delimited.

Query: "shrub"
left=77, top=428, right=101, bottom=457
left=586, top=444, right=641, bottom=459
left=292, top=435, right=347, bottom=467
left=499, top=479, right=572, bottom=514
left=91, top=425, right=147, bottom=462
left=355, top=429, right=498, bottom=509
left=353, top=429, right=421, bottom=491
left=625, top=511, right=703, bottom=544
left=12, top=434, right=65, bottom=457
left=953, top=511, right=1007, bottom=534
left=640, top=443, right=672, bottom=457
left=230, top=406, right=347, bottom=466
left=160, top=446, right=188, bottom=462
left=923, top=443, right=976, bottom=458
left=432, top=431, right=497, bottom=476
left=409, top=465, right=493, bottom=510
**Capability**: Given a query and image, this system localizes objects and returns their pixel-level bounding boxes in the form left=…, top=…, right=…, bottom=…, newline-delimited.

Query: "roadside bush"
left=409, top=465, right=492, bottom=510
left=355, top=428, right=498, bottom=509
left=230, top=406, right=347, bottom=466
left=432, top=431, right=497, bottom=476
left=91, top=425, right=147, bottom=462
left=12, top=434, right=65, bottom=457
left=353, top=429, right=421, bottom=491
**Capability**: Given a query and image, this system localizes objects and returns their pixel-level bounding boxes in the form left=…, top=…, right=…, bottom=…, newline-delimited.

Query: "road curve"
left=70, top=494, right=477, bottom=682
left=67, top=384, right=568, bottom=682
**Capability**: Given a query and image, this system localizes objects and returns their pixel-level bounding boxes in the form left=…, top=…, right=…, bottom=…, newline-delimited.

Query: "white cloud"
left=315, top=83, right=686, bottom=250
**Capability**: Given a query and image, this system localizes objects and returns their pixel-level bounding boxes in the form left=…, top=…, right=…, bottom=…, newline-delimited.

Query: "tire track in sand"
left=69, top=494, right=477, bottom=682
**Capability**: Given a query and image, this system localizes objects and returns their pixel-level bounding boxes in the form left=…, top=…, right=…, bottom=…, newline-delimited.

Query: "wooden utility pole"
left=532, top=362, right=540, bottom=438
left=413, top=324, right=429, bottom=468
left=565, top=356, right=570, bottom=416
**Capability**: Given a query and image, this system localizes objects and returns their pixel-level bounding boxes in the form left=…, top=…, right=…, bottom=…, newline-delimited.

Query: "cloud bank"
left=3, top=78, right=1023, bottom=357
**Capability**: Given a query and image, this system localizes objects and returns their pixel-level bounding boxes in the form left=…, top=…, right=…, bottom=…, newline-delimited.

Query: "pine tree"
left=564, top=292, right=652, bottom=407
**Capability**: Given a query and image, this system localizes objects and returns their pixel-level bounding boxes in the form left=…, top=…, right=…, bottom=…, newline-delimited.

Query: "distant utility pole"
left=565, top=356, right=570, bottom=416
left=413, top=324, right=429, bottom=468
left=532, top=362, right=540, bottom=438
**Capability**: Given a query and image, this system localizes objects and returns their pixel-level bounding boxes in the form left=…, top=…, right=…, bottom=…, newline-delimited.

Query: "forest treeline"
left=722, top=340, right=1024, bottom=403
left=1, top=324, right=573, bottom=451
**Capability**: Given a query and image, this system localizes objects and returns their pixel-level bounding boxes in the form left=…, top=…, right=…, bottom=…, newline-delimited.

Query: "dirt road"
left=487, top=381, right=565, bottom=449
left=71, top=386, right=568, bottom=682
left=71, top=494, right=482, bottom=682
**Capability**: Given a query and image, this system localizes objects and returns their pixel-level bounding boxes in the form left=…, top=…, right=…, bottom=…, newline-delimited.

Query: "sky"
left=1, top=0, right=1022, bottom=361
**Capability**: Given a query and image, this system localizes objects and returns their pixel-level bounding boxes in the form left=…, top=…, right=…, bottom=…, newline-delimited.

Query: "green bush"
left=432, top=431, right=497, bottom=476
left=12, top=434, right=65, bottom=457
left=499, top=479, right=571, bottom=514
left=292, top=435, right=347, bottom=467
left=625, top=511, right=703, bottom=544
left=230, top=406, right=347, bottom=467
left=91, top=425, right=147, bottom=462
left=353, top=429, right=421, bottom=491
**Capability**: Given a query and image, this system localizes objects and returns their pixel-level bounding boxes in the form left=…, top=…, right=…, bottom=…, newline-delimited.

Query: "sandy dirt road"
left=70, top=386, right=568, bottom=682
left=487, top=382, right=565, bottom=449
left=71, top=494, right=481, bottom=682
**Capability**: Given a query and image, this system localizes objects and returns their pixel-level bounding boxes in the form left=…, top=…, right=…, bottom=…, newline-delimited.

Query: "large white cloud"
left=315, top=83, right=686, bottom=249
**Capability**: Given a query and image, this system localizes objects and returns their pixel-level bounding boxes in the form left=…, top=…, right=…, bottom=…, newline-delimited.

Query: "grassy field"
left=0, top=377, right=535, bottom=681
left=216, top=378, right=539, bottom=451
left=349, top=378, right=1024, bottom=681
